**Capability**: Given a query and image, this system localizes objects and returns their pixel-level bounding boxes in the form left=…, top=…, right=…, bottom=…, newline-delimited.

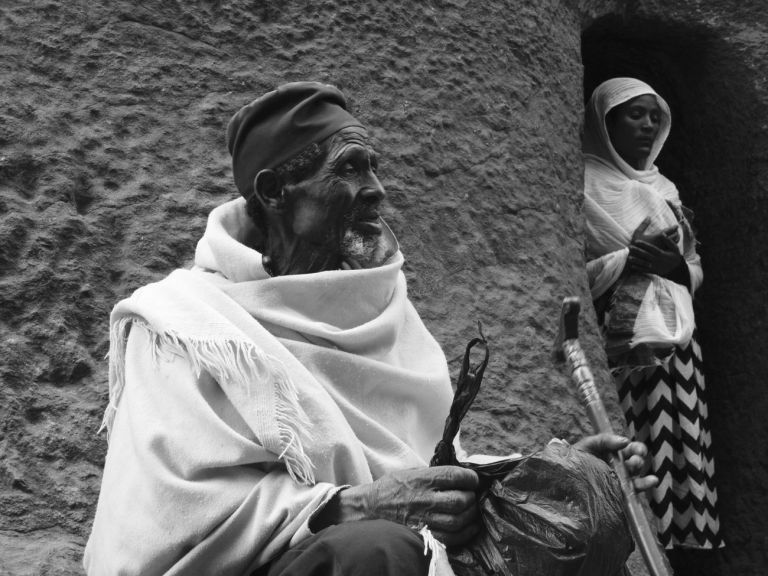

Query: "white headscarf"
left=583, top=77, right=672, bottom=180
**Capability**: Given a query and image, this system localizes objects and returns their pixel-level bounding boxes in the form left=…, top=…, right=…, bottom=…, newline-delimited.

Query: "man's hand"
left=627, top=217, right=683, bottom=278
left=574, top=433, right=658, bottom=492
left=316, top=466, right=480, bottom=546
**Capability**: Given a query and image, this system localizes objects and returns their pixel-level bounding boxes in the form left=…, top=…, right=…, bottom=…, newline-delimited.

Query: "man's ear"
left=253, top=169, right=284, bottom=211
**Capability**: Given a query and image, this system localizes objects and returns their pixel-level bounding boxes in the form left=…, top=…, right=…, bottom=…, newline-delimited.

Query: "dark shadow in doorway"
left=582, top=15, right=767, bottom=576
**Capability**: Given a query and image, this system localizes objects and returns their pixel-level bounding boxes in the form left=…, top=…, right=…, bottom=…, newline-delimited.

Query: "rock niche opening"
left=582, top=14, right=767, bottom=576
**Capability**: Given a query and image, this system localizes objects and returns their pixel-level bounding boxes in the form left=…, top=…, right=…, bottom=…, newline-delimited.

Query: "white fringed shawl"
left=583, top=78, right=702, bottom=364
left=85, top=198, right=455, bottom=575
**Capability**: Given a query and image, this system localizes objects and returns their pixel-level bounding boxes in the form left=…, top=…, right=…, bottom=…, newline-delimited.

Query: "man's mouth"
left=350, top=212, right=382, bottom=234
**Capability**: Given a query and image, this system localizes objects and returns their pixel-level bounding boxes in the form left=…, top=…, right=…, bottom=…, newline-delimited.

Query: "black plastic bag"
left=431, top=331, right=632, bottom=576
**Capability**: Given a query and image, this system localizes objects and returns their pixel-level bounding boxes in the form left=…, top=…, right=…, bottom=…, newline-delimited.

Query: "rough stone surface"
left=1, top=1, right=765, bottom=574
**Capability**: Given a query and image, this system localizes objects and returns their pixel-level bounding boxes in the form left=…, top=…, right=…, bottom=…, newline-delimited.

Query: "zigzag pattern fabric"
left=614, top=333, right=724, bottom=550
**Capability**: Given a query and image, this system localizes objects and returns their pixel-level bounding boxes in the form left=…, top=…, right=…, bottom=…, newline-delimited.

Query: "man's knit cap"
left=226, top=81, right=363, bottom=197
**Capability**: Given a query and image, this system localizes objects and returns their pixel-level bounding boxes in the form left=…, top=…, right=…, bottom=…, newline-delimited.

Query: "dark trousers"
left=256, top=520, right=429, bottom=576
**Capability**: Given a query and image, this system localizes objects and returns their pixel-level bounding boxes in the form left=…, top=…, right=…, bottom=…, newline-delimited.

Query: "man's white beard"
left=340, top=228, right=392, bottom=269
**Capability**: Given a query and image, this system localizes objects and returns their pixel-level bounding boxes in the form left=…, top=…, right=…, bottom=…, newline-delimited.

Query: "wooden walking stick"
left=553, top=296, right=674, bottom=576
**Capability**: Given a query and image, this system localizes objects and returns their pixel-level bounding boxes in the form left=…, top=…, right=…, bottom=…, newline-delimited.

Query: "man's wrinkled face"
left=606, top=94, right=662, bottom=170
left=285, top=126, right=391, bottom=268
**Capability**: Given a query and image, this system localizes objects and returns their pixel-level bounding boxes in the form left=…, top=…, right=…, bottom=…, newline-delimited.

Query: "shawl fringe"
left=420, top=526, right=454, bottom=576
left=102, top=316, right=316, bottom=485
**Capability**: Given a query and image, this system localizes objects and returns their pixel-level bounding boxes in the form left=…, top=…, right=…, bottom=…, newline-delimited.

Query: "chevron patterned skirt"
left=613, top=333, right=724, bottom=549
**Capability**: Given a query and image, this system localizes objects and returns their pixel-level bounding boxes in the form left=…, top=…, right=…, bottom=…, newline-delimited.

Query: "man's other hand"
left=574, top=433, right=659, bottom=492
left=324, top=466, right=480, bottom=546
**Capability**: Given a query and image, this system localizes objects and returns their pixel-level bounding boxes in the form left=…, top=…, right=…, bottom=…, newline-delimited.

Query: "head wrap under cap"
left=226, top=81, right=364, bottom=197
left=583, top=77, right=671, bottom=180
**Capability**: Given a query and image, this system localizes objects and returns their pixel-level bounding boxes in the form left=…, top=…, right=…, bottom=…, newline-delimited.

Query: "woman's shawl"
left=583, top=78, right=702, bottom=367
left=84, top=198, right=455, bottom=575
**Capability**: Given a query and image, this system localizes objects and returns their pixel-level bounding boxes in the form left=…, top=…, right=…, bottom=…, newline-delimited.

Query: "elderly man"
left=84, top=82, right=653, bottom=576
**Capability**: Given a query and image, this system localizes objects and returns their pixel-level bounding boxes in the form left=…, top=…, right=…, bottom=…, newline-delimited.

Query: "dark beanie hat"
left=226, top=81, right=364, bottom=197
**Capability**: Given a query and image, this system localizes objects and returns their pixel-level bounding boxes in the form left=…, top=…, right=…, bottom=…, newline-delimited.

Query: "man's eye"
left=340, top=163, right=357, bottom=176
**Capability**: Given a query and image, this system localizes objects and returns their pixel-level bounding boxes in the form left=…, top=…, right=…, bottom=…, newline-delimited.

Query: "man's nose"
left=358, top=171, right=386, bottom=203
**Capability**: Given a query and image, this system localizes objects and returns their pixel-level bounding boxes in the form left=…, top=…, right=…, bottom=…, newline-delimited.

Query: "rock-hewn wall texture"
left=1, top=1, right=765, bottom=574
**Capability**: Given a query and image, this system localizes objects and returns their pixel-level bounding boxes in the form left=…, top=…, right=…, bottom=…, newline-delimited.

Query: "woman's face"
left=605, top=94, right=662, bottom=170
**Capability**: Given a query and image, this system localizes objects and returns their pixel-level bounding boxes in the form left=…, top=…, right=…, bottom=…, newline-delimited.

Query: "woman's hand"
left=631, top=216, right=680, bottom=246
left=575, top=433, right=658, bottom=492
left=314, top=466, right=480, bottom=546
left=627, top=217, right=683, bottom=278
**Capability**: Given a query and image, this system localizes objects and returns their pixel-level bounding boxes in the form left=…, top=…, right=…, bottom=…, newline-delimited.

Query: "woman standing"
left=582, top=77, right=723, bottom=553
